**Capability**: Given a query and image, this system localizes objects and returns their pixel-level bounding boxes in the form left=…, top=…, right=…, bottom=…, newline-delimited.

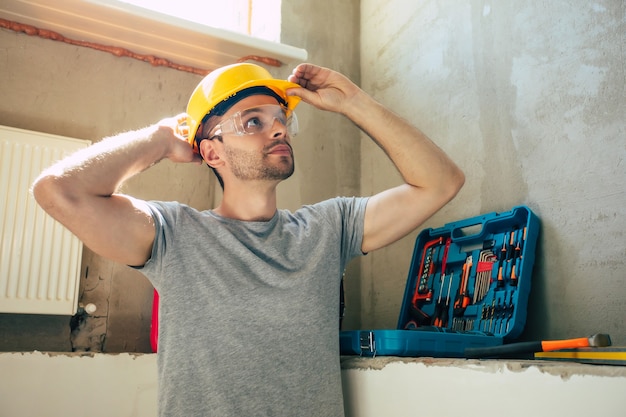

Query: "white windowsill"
left=0, top=0, right=308, bottom=72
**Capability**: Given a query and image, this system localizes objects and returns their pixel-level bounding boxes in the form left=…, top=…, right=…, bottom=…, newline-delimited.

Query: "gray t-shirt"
left=139, top=197, right=368, bottom=417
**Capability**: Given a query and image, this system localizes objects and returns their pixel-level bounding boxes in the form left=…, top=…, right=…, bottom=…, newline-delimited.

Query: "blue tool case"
left=340, top=205, right=540, bottom=357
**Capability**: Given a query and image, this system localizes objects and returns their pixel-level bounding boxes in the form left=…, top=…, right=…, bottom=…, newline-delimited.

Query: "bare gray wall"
left=280, top=0, right=363, bottom=330
left=359, top=0, right=625, bottom=344
left=7, top=0, right=621, bottom=352
left=0, top=0, right=361, bottom=351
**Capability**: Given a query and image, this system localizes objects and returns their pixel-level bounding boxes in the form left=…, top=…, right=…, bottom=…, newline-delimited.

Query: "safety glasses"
left=207, top=104, right=298, bottom=140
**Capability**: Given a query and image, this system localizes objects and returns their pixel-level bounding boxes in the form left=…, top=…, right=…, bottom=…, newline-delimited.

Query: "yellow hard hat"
left=186, top=63, right=301, bottom=152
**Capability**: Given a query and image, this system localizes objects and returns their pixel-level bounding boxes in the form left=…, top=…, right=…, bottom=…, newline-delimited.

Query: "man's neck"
left=213, top=180, right=279, bottom=221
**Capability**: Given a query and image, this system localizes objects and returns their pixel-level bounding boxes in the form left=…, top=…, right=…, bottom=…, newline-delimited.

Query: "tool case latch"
left=359, top=331, right=376, bottom=357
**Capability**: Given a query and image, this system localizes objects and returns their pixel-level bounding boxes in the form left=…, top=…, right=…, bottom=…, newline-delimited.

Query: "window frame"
left=0, top=0, right=307, bottom=72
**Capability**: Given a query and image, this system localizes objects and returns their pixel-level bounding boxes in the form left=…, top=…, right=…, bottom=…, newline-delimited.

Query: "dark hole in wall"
left=0, top=314, right=72, bottom=352
left=69, top=308, right=107, bottom=352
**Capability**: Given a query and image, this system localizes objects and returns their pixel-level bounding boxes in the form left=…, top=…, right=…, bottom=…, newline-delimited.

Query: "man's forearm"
left=287, top=64, right=464, bottom=253
left=36, top=125, right=171, bottom=200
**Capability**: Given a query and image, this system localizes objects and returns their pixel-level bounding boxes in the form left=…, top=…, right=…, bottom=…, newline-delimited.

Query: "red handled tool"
left=411, top=237, right=443, bottom=305
left=409, top=237, right=443, bottom=326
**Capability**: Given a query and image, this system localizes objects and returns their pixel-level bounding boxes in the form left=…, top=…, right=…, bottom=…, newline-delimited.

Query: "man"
left=33, top=62, right=464, bottom=416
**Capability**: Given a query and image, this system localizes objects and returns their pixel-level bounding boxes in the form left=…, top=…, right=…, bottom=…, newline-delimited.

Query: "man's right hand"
left=160, top=113, right=204, bottom=165
left=32, top=115, right=202, bottom=267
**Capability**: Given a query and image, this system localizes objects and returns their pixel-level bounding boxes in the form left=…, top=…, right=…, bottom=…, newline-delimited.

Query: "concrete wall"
left=280, top=0, right=363, bottom=329
left=359, top=1, right=625, bottom=344
left=0, top=0, right=623, bottom=353
left=0, top=27, right=212, bottom=352
left=0, top=0, right=361, bottom=351
left=1, top=1, right=625, bottom=416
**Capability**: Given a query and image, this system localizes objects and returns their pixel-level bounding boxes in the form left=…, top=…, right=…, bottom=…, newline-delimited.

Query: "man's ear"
left=199, top=139, right=224, bottom=169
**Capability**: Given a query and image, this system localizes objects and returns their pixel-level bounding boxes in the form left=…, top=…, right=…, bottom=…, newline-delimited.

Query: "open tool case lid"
left=340, top=205, right=540, bottom=357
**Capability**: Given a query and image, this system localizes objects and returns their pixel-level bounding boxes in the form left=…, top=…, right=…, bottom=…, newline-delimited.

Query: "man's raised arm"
left=288, top=64, right=464, bottom=253
left=32, top=114, right=202, bottom=266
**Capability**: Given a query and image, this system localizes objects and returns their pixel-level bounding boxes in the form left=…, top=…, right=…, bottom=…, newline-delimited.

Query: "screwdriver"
left=432, top=273, right=446, bottom=327
left=509, top=229, right=520, bottom=286
left=510, top=262, right=518, bottom=286
left=515, top=227, right=527, bottom=283
left=507, top=229, right=516, bottom=260
left=453, top=257, right=472, bottom=316
left=433, top=271, right=454, bottom=328
left=497, top=260, right=505, bottom=288
left=440, top=273, right=452, bottom=328
left=514, top=229, right=522, bottom=259
left=496, top=232, right=507, bottom=289
left=500, top=232, right=508, bottom=260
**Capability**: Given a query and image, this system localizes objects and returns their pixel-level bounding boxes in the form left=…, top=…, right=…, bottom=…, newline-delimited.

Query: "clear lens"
left=211, top=104, right=298, bottom=138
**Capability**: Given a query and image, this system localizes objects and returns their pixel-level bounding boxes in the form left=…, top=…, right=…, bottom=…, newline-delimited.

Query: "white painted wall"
left=2, top=352, right=625, bottom=417
left=342, top=357, right=626, bottom=417
left=0, top=352, right=157, bottom=417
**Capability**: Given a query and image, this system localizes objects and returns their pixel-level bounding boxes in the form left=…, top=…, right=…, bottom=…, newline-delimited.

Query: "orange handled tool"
left=541, top=334, right=612, bottom=351
left=453, top=256, right=472, bottom=316
left=465, top=333, right=611, bottom=358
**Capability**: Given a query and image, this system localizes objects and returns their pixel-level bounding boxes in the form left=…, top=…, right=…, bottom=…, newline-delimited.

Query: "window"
left=0, top=0, right=306, bottom=72
left=117, top=0, right=282, bottom=43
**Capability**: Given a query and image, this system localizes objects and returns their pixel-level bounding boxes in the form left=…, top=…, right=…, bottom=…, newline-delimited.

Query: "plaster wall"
left=359, top=1, right=625, bottom=344
left=0, top=2, right=625, bottom=416
left=0, top=0, right=362, bottom=351
left=0, top=27, right=212, bottom=351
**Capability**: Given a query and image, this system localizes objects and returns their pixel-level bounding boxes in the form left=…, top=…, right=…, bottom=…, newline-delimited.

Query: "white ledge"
left=0, top=0, right=308, bottom=72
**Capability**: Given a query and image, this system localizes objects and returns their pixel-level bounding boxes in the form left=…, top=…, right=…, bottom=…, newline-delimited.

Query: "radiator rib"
left=0, top=126, right=90, bottom=315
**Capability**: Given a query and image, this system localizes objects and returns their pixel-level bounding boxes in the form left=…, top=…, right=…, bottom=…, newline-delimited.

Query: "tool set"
left=340, top=206, right=540, bottom=357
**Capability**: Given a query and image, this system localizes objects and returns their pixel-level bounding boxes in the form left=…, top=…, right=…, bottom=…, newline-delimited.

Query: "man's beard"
left=225, top=140, right=295, bottom=182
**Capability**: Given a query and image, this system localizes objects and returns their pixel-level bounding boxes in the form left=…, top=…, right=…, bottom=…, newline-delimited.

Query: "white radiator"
left=0, top=125, right=90, bottom=315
